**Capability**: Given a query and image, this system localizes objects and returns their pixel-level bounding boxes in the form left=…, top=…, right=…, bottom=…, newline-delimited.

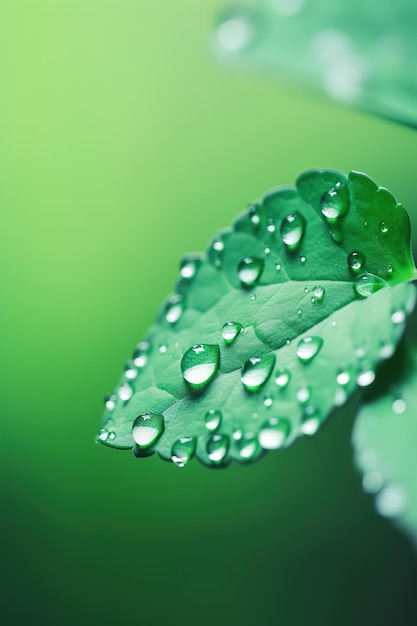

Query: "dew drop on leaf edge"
left=258, top=417, right=291, bottom=450
left=207, top=434, right=230, bottom=465
left=171, top=436, right=197, bottom=467
left=132, top=412, right=165, bottom=448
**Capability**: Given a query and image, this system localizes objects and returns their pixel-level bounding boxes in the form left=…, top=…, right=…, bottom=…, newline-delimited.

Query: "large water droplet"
left=237, top=257, right=264, bottom=286
left=133, top=341, right=150, bottom=368
left=118, top=382, right=133, bottom=402
left=171, top=436, right=196, bottom=468
left=320, top=182, right=350, bottom=220
left=354, top=273, right=387, bottom=298
left=105, top=394, right=117, bottom=411
left=222, top=321, right=243, bottom=344
left=275, top=369, right=291, bottom=389
left=348, top=251, right=365, bottom=274
left=296, top=336, right=323, bottom=362
left=258, top=417, right=291, bottom=449
left=180, top=255, right=202, bottom=280
left=205, top=409, right=222, bottom=431
left=207, top=434, right=230, bottom=464
left=237, top=433, right=259, bottom=460
left=165, top=294, right=184, bottom=324
left=280, top=212, right=306, bottom=249
left=132, top=412, right=164, bottom=448
left=181, top=344, right=220, bottom=389
left=241, top=354, right=276, bottom=391
left=301, top=406, right=321, bottom=436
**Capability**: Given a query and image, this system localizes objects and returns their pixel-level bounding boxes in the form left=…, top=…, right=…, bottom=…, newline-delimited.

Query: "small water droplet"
left=304, top=286, right=309, bottom=293
left=275, top=262, right=282, bottom=271
left=375, top=483, right=407, bottom=518
left=181, top=344, right=220, bottom=389
left=299, top=255, right=306, bottom=264
left=267, top=218, right=276, bottom=233
left=258, top=417, right=291, bottom=450
left=132, top=412, right=164, bottom=448
left=233, top=428, right=243, bottom=441
left=205, top=409, right=222, bottom=431
left=165, top=294, right=184, bottom=324
left=387, top=264, right=393, bottom=273
left=207, top=434, right=230, bottom=464
left=379, top=221, right=388, bottom=233
left=348, top=251, right=365, bottom=274
left=379, top=338, right=395, bottom=359
left=275, top=369, right=291, bottom=388
left=333, top=386, right=347, bottom=406
left=263, top=395, right=273, bottom=407
left=210, top=237, right=225, bottom=268
left=118, top=382, right=133, bottom=402
left=238, top=257, right=264, bottom=286
left=222, top=321, right=243, bottom=345
left=249, top=205, right=261, bottom=225
left=159, top=344, right=167, bottom=354
left=264, top=247, right=271, bottom=255
left=296, top=386, right=310, bottom=404
left=280, top=212, right=306, bottom=249
left=362, top=471, right=383, bottom=494
left=356, top=365, right=376, bottom=387
left=391, top=309, right=406, bottom=324
left=354, top=273, right=387, bottom=298
left=301, top=406, right=321, bottom=436
left=133, top=341, right=150, bottom=368
left=108, top=431, right=116, bottom=440
left=241, top=354, right=276, bottom=391
left=296, top=336, right=323, bottom=362
left=237, top=433, right=259, bottom=460
left=392, top=398, right=406, bottom=414
left=124, top=360, right=138, bottom=380
left=98, top=428, right=110, bottom=442
left=249, top=292, right=256, bottom=301
left=297, top=309, right=302, bottom=317
left=320, top=182, right=350, bottom=220
left=171, top=436, right=196, bottom=467
left=336, top=367, right=351, bottom=386
left=180, top=255, right=202, bottom=279
left=104, top=394, right=117, bottom=411
left=312, top=286, right=325, bottom=302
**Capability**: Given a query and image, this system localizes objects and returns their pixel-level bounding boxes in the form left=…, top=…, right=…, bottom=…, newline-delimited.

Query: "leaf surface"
left=353, top=343, right=417, bottom=544
left=98, top=169, right=416, bottom=468
left=214, top=1, right=417, bottom=127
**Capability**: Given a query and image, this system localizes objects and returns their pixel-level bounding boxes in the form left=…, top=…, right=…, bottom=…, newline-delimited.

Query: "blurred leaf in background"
left=215, top=0, right=417, bottom=127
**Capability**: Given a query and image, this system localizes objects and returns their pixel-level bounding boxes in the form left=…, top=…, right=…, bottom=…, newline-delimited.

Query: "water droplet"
left=241, top=354, right=276, bottom=391
left=391, top=309, right=406, bottom=324
left=165, top=294, right=184, bottom=324
left=304, top=286, right=309, bottom=293
left=98, top=428, right=110, bottom=442
left=354, top=273, right=387, bottom=298
left=320, top=182, right=350, bottom=220
left=301, top=406, right=321, bottom=436
left=222, top=321, right=243, bottom=345
left=133, top=341, right=150, bottom=368
left=263, top=395, right=273, bottom=407
left=180, top=255, right=202, bottom=279
left=181, top=344, right=220, bottom=389
left=108, top=431, right=116, bottom=440
left=249, top=204, right=261, bottom=225
left=387, top=264, right=393, bottom=274
left=280, top=212, right=306, bottom=249
left=105, top=394, right=117, bottom=411
left=267, top=218, right=276, bottom=233
left=333, top=386, right=347, bottom=406
left=258, top=417, right=291, bottom=449
left=132, top=412, right=164, bottom=448
left=379, top=221, right=388, bottom=233
left=171, top=436, right=196, bottom=467
left=124, top=360, right=138, bottom=380
left=392, top=398, right=406, bottom=414
left=379, top=338, right=395, bottom=359
left=275, top=262, right=282, bottom=271
left=296, top=336, right=323, bottom=362
left=296, top=386, right=311, bottom=404
left=299, top=255, right=306, bottom=264
left=118, top=382, right=133, bottom=402
left=210, top=237, right=225, bottom=268
left=233, top=427, right=243, bottom=441
left=312, top=286, right=325, bottom=302
left=375, top=483, right=407, bottom=518
left=336, top=367, right=351, bottom=386
left=249, top=292, right=256, bottom=301
left=297, top=309, right=302, bottom=317
left=275, top=369, right=291, bottom=388
left=348, top=251, right=365, bottom=274
left=264, top=247, right=271, bottom=255
left=362, top=471, right=383, bottom=494
left=159, top=344, right=167, bottom=354
left=237, top=433, right=259, bottom=460
left=238, top=257, right=264, bottom=286
left=356, top=365, right=375, bottom=387
left=217, top=15, right=253, bottom=52
left=207, top=434, right=230, bottom=464
left=205, top=409, right=222, bottom=431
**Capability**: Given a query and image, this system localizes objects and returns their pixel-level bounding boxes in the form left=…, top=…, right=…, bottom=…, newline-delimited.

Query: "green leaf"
left=352, top=343, right=417, bottom=544
left=214, top=1, right=417, bottom=127
left=97, top=169, right=416, bottom=468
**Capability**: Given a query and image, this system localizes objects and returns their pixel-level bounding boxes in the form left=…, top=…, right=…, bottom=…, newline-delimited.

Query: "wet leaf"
left=353, top=343, right=417, bottom=545
left=214, top=1, right=417, bottom=127
left=97, top=169, right=416, bottom=468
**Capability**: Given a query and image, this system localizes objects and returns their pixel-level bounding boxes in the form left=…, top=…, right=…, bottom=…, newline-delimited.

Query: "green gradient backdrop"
left=2, top=2, right=417, bottom=625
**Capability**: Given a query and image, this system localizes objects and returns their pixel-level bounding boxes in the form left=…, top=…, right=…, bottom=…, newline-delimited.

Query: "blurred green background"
left=2, top=1, right=417, bottom=625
